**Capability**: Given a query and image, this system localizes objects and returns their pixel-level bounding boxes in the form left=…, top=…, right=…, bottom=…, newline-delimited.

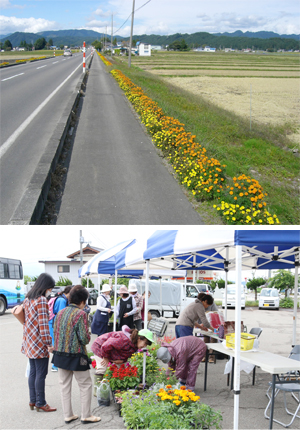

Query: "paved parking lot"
left=0, top=307, right=298, bottom=429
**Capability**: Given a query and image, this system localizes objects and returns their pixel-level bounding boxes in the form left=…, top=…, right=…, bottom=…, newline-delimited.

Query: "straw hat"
left=101, top=285, right=111, bottom=293
left=119, top=286, right=129, bottom=294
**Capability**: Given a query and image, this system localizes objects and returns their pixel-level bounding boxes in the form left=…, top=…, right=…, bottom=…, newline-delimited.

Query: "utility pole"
left=111, top=14, right=113, bottom=59
left=128, top=0, right=135, bottom=68
left=80, top=230, right=84, bottom=267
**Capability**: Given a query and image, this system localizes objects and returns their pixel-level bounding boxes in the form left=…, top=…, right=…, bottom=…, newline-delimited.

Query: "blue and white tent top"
left=115, top=229, right=300, bottom=272
left=78, top=238, right=187, bottom=279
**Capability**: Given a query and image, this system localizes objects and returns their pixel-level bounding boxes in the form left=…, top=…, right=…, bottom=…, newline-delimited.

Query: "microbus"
left=0, top=257, right=25, bottom=315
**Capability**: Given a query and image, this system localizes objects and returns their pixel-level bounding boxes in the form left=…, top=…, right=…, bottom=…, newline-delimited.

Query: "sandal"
left=65, top=415, right=78, bottom=424
left=81, top=416, right=101, bottom=424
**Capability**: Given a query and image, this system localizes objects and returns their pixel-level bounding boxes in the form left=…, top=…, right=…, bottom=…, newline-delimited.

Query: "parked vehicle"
left=222, top=284, right=246, bottom=309
left=259, top=288, right=279, bottom=310
left=128, top=280, right=207, bottom=318
left=87, top=288, right=98, bottom=305
left=195, top=283, right=214, bottom=296
left=49, top=286, right=64, bottom=298
left=0, top=257, right=25, bottom=315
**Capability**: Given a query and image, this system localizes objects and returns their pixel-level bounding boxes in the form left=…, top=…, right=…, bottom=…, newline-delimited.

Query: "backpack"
left=48, top=296, right=59, bottom=321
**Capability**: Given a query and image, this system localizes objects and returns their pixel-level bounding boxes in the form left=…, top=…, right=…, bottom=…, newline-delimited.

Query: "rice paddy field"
left=113, top=51, right=300, bottom=225
left=131, top=51, right=300, bottom=145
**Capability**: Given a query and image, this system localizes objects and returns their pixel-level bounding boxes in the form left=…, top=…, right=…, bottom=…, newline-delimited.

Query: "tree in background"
left=267, top=270, right=297, bottom=297
left=246, top=277, right=266, bottom=300
left=34, top=37, right=46, bottom=50
left=81, top=278, right=95, bottom=288
left=209, top=278, right=234, bottom=290
left=3, top=39, right=12, bottom=51
left=91, top=40, right=102, bottom=51
left=56, top=276, right=73, bottom=286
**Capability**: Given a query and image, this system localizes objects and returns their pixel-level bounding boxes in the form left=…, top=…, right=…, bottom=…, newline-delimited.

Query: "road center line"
left=37, top=65, right=47, bottom=69
left=0, top=61, right=83, bottom=159
left=1, top=73, right=24, bottom=82
left=52, top=61, right=59, bottom=64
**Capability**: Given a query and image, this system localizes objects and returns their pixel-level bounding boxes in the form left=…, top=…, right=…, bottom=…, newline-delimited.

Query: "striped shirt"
left=132, top=292, right=143, bottom=321
left=21, top=296, right=52, bottom=359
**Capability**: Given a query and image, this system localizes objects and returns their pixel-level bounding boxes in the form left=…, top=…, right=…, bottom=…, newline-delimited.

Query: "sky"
left=0, top=0, right=299, bottom=37
left=0, top=225, right=296, bottom=281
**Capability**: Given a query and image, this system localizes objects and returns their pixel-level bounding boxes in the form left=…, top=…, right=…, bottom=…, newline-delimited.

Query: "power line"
left=113, top=0, right=152, bottom=36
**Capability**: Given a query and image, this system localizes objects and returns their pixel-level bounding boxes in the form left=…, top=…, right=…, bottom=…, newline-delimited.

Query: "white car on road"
left=259, top=288, right=280, bottom=310
left=222, top=284, right=246, bottom=309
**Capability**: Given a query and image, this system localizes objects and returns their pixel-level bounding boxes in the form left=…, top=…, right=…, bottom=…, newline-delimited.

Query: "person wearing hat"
left=91, top=285, right=113, bottom=337
left=156, top=336, right=207, bottom=391
left=91, top=327, right=154, bottom=375
left=115, top=285, right=137, bottom=330
left=128, top=283, right=143, bottom=331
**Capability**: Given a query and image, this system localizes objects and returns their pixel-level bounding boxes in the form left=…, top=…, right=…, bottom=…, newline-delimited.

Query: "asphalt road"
left=0, top=51, right=90, bottom=224
left=57, top=53, right=203, bottom=224
left=0, top=308, right=298, bottom=429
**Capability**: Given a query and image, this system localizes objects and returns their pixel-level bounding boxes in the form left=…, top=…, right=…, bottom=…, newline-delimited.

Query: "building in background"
left=39, top=244, right=104, bottom=285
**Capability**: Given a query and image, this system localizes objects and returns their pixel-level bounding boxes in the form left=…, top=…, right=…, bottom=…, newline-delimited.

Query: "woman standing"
left=52, top=285, right=101, bottom=424
left=175, top=293, right=214, bottom=338
left=115, top=286, right=136, bottom=329
left=21, top=273, right=56, bottom=412
left=91, top=285, right=112, bottom=336
left=49, top=285, right=72, bottom=372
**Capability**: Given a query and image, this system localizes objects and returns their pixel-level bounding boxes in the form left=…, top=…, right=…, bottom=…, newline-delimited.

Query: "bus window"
left=0, top=258, right=25, bottom=315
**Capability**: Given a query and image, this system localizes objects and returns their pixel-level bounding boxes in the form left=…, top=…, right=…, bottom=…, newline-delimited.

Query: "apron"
left=91, top=295, right=111, bottom=336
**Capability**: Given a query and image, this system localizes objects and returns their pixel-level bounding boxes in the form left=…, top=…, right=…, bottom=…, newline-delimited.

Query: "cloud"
left=0, top=15, right=59, bottom=33
left=94, top=8, right=111, bottom=18
left=0, top=0, right=25, bottom=9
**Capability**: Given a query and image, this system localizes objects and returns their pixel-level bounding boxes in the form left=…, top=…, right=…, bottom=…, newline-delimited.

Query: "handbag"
left=11, top=304, right=25, bottom=324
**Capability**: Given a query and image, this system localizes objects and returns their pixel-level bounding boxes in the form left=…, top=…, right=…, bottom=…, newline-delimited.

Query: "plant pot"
left=111, top=390, right=122, bottom=416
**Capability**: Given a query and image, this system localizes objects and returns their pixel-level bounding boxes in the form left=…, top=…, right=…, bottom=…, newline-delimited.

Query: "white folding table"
left=205, top=343, right=300, bottom=429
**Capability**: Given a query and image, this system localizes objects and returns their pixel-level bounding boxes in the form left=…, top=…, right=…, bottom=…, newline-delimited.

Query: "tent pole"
left=160, top=277, right=162, bottom=316
left=233, top=245, right=242, bottom=430
left=144, top=260, right=149, bottom=328
left=113, top=269, right=118, bottom=331
left=292, top=262, right=299, bottom=346
left=193, top=255, right=196, bottom=283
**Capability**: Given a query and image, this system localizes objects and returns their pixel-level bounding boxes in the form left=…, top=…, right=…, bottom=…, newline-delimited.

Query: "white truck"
left=128, top=279, right=211, bottom=318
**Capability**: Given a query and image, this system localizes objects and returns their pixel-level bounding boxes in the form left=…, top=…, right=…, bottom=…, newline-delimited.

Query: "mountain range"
left=1, top=29, right=299, bottom=49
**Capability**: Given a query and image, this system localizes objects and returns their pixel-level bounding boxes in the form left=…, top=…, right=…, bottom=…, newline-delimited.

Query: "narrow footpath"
left=57, top=53, right=203, bottom=224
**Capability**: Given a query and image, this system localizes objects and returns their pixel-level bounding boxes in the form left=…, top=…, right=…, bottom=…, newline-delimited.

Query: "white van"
left=128, top=280, right=203, bottom=318
left=259, top=288, right=279, bottom=310
left=221, top=284, right=245, bottom=309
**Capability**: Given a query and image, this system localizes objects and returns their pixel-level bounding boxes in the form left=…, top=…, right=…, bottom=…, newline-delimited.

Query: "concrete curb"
left=8, top=54, right=93, bottom=225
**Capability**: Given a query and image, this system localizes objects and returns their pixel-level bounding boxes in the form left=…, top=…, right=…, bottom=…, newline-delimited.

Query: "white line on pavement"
left=37, top=65, right=47, bottom=69
left=52, top=61, right=59, bottom=64
left=0, top=61, right=83, bottom=159
left=1, top=73, right=24, bottom=82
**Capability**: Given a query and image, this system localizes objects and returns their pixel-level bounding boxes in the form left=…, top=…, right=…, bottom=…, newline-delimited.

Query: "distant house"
left=39, top=244, right=104, bottom=286
left=204, top=46, right=216, bottom=52
left=151, top=45, right=162, bottom=51
left=137, top=42, right=151, bottom=56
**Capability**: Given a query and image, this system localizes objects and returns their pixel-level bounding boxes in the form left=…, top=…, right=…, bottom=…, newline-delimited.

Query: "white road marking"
left=1, top=73, right=24, bottom=81
left=0, top=61, right=83, bottom=159
left=37, top=65, right=47, bottom=69
left=52, top=61, right=59, bottom=64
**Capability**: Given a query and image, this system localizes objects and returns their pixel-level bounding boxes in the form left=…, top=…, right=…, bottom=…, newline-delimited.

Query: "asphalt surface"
left=57, top=53, right=203, bottom=224
left=0, top=307, right=299, bottom=430
left=0, top=52, right=90, bottom=224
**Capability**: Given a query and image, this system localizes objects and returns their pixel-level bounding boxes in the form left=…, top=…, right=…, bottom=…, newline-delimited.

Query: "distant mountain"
left=132, top=31, right=300, bottom=51
left=213, top=30, right=300, bottom=40
left=0, top=29, right=122, bottom=47
left=0, top=33, right=12, bottom=40
left=1, top=29, right=299, bottom=51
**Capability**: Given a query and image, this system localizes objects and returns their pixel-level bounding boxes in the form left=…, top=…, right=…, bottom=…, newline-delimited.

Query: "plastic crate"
left=226, top=333, right=256, bottom=351
left=147, top=318, right=168, bottom=337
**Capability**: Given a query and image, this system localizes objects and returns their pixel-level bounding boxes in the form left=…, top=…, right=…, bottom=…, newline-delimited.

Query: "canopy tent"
left=78, top=238, right=187, bottom=330
left=115, top=228, right=300, bottom=430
